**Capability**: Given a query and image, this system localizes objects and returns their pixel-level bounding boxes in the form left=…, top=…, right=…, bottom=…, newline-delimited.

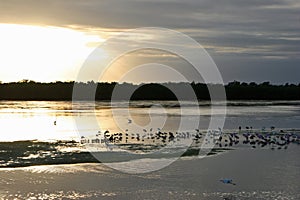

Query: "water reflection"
left=0, top=101, right=299, bottom=141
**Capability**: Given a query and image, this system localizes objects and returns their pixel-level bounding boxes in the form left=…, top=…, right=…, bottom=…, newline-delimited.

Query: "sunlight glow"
left=0, top=24, right=105, bottom=82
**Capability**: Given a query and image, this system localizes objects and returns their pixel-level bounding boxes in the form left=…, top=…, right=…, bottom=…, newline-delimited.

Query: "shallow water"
left=0, top=145, right=299, bottom=199
left=0, top=100, right=299, bottom=199
left=0, top=130, right=299, bottom=168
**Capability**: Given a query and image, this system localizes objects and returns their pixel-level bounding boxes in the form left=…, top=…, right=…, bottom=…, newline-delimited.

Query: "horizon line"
left=0, top=80, right=299, bottom=86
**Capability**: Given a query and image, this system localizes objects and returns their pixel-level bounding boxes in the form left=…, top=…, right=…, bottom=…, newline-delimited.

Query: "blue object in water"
left=220, top=179, right=236, bottom=185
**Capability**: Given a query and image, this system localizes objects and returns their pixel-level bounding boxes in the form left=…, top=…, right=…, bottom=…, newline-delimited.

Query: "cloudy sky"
left=0, top=0, right=299, bottom=83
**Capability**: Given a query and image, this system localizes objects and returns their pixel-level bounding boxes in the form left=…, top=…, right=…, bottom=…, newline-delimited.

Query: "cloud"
left=0, top=0, right=299, bottom=83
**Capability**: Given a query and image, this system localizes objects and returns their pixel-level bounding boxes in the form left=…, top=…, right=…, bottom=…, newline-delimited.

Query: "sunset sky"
left=0, top=0, right=299, bottom=83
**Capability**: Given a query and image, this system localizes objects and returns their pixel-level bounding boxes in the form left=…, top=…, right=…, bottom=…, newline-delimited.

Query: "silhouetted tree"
left=0, top=81, right=299, bottom=100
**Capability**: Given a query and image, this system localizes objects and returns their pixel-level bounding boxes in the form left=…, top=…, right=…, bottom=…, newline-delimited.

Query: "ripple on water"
left=2, top=190, right=117, bottom=200
left=203, top=191, right=300, bottom=200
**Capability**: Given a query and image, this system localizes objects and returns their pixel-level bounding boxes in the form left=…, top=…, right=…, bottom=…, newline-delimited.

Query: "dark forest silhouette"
left=0, top=80, right=299, bottom=100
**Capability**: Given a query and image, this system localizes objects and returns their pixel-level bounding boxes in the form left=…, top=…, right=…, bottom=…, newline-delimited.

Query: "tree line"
left=0, top=80, right=299, bottom=100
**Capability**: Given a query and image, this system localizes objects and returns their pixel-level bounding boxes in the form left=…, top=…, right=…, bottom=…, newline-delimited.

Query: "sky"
left=0, top=0, right=299, bottom=84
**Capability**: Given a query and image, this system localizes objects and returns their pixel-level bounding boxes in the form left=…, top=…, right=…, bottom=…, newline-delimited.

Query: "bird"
left=104, top=130, right=110, bottom=137
left=127, top=119, right=132, bottom=124
left=53, top=120, right=57, bottom=126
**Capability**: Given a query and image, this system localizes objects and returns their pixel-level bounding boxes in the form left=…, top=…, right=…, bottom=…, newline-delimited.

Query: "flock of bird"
left=214, top=129, right=300, bottom=150
left=80, top=126, right=300, bottom=150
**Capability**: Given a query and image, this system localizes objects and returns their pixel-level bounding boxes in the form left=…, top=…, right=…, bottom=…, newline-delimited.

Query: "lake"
left=0, top=100, right=299, bottom=199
